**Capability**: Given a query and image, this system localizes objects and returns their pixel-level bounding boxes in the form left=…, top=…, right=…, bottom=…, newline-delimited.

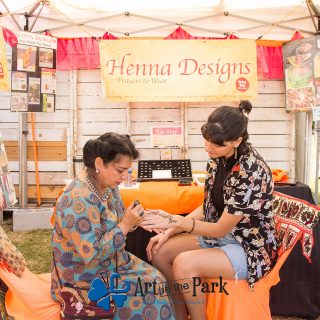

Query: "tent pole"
left=18, top=113, right=28, bottom=208
left=17, top=11, right=31, bottom=209
left=315, top=121, right=320, bottom=205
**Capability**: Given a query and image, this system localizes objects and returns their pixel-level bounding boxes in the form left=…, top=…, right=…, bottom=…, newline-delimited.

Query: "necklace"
left=85, top=175, right=111, bottom=202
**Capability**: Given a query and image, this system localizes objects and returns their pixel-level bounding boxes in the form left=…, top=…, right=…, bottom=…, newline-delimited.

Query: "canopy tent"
left=0, top=0, right=319, bottom=40
left=0, top=1, right=318, bottom=208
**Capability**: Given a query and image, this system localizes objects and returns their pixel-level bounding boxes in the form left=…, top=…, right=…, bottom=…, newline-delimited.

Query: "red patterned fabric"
left=273, top=191, right=319, bottom=261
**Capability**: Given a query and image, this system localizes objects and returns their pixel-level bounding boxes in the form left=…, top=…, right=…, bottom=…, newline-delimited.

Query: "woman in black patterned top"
left=142, top=101, right=279, bottom=320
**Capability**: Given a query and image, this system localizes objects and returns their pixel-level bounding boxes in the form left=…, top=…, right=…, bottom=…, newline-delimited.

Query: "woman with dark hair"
left=143, top=102, right=279, bottom=320
left=51, top=132, right=175, bottom=319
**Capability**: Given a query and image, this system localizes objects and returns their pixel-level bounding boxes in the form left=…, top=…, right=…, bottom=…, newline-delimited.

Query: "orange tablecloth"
left=119, top=181, right=204, bottom=215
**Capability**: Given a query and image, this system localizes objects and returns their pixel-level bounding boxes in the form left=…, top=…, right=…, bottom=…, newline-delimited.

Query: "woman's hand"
left=118, top=202, right=144, bottom=235
left=146, top=232, right=170, bottom=261
left=141, top=209, right=184, bottom=231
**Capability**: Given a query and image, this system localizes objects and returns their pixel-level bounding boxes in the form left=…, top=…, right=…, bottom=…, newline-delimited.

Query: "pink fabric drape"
left=57, top=32, right=118, bottom=70
left=2, top=26, right=303, bottom=79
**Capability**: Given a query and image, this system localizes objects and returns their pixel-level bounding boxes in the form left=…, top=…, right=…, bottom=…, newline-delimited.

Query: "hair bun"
left=239, top=100, right=252, bottom=115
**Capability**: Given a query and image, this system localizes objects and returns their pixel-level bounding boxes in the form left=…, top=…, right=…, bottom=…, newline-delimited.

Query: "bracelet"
left=188, top=218, right=195, bottom=233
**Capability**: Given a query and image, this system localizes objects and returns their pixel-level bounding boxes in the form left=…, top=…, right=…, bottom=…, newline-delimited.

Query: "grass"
left=2, top=217, right=52, bottom=274
left=1, top=216, right=307, bottom=320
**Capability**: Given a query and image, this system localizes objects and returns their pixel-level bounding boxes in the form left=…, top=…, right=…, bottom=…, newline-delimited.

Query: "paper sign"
left=152, top=170, right=172, bottom=179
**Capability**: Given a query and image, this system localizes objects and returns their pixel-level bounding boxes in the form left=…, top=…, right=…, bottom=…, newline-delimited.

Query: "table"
left=122, top=181, right=320, bottom=318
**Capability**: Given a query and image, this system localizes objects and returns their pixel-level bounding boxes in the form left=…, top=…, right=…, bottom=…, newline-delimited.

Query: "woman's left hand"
left=140, top=209, right=183, bottom=230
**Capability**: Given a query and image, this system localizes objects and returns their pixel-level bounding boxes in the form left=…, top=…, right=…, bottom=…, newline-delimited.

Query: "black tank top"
left=211, top=156, right=238, bottom=216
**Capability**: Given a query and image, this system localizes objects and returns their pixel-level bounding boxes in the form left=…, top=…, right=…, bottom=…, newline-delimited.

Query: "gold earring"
left=234, top=147, right=238, bottom=159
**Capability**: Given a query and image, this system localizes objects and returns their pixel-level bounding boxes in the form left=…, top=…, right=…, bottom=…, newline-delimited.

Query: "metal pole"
left=18, top=112, right=28, bottom=208
left=18, top=15, right=30, bottom=209
left=304, top=112, right=311, bottom=184
left=315, top=121, right=320, bottom=205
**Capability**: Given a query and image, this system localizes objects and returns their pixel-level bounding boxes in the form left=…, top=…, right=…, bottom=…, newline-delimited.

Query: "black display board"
left=10, top=31, right=57, bottom=112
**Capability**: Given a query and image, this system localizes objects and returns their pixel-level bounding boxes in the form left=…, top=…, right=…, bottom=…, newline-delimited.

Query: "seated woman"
left=143, top=101, right=279, bottom=320
left=51, top=133, right=175, bottom=319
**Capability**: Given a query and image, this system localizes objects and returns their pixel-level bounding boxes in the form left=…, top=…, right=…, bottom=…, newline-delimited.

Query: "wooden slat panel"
left=1, top=110, right=69, bottom=123
left=78, top=123, right=127, bottom=138
left=188, top=121, right=292, bottom=135
left=78, top=96, right=127, bottom=109
left=252, top=93, right=286, bottom=108
left=56, top=81, right=72, bottom=96
left=188, top=134, right=292, bottom=148
left=56, top=70, right=71, bottom=83
left=187, top=107, right=291, bottom=122
left=131, top=121, right=182, bottom=135
left=11, top=172, right=68, bottom=185
left=1, top=128, right=67, bottom=141
left=8, top=161, right=67, bottom=172
left=78, top=69, right=101, bottom=83
left=77, top=83, right=102, bottom=96
left=138, top=148, right=183, bottom=160
left=56, top=96, right=71, bottom=110
left=5, top=141, right=67, bottom=161
left=0, top=96, right=10, bottom=109
left=258, top=80, right=285, bottom=94
left=14, top=185, right=64, bottom=200
left=131, top=108, right=181, bottom=121
left=79, top=109, right=126, bottom=122
left=130, top=102, right=181, bottom=109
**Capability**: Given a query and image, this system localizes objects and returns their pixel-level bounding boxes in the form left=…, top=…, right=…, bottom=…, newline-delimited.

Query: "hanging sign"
left=99, top=40, right=257, bottom=102
left=0, top=28, right=10, bottom=92
left=151, top=126, right=183, bottom=147
left=11, top=31, right=57, bottom=112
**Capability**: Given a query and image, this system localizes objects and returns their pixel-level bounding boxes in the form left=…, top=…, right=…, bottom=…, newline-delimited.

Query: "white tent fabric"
left=0, top=0, right=318, bottom=39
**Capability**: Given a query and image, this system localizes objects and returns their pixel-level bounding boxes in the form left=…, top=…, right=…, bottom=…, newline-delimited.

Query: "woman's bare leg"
left=151, top=233, right=200, bottom=320
left=172, top=248, right=235, bottom=320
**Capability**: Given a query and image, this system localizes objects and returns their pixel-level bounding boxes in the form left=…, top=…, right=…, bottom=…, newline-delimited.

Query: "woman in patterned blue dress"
left=51, top=132, right=175, bottom=320
left=143, top=101, right=279, bottom=320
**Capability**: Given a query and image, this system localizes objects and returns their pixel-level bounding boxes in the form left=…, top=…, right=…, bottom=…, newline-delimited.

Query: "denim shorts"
left=197, top=233, right=248, bottom=280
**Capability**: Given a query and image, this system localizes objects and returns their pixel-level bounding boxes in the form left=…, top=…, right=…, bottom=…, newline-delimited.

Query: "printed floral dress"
left=51, top=178, right=175, bottom=320
left=203, top=147, right=279, bottom=288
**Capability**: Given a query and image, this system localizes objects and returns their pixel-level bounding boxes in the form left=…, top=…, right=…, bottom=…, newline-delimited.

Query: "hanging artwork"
left=10, top=31, right=57, bottom=112
left=0, top=131, right=17, bottom=210
left=282, top=35, right=320, bottom=112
